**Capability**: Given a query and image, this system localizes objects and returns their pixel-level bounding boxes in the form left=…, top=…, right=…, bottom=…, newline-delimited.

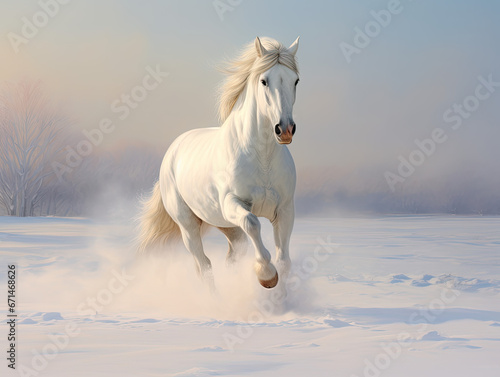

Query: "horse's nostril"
left=275, top=124, right=282, bottom=136
left=291, top=123, right=296, bottom=135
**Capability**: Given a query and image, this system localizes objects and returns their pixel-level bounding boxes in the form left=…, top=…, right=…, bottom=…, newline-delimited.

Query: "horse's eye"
left=260, top=79, right=267, bottom=87
left=295, top=79, right=300, bottom=86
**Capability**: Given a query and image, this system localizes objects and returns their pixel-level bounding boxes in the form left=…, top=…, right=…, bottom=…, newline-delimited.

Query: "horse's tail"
left=137, top=181, right=181, bottom=253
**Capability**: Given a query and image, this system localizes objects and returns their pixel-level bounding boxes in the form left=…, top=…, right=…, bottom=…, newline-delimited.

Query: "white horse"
left=138, top=37, right=300, bottom=291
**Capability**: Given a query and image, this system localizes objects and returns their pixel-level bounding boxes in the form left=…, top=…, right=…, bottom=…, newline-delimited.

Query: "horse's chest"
left=250, top=186, right=279, bottom=220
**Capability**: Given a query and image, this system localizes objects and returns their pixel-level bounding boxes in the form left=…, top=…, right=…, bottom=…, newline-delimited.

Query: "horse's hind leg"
left=218, top=227, right=248, bottom=265
left=179, top=222, right=214, bottom=289
left=166, top=193, right=214, bottom=290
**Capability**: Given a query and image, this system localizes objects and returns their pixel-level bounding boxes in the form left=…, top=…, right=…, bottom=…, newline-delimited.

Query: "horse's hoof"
left=259, top=273, right=279, bottom=289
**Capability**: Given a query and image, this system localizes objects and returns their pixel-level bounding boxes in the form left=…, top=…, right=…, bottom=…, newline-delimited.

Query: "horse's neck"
left=228, top=85, right=277, bottom=159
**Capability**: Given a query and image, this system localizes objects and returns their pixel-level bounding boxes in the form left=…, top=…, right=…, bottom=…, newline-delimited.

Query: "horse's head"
left=254, top=37, right=299, bottom=145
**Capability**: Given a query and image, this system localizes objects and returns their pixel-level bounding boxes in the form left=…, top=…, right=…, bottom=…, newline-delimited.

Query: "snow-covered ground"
left=1, top=215, right=499, bottom=377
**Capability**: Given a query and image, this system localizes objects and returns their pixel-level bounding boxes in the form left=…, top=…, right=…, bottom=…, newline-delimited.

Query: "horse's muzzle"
left=275, top=123, right=296, bottom=144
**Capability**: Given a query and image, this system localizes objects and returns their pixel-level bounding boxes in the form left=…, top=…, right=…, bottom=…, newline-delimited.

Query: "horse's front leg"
left=222, top=194, right=278, bottom=288
left=272, top=202, right=294, bottom=295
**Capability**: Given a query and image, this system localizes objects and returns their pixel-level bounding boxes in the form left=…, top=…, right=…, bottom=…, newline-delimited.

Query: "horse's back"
left=162, top=126, right=220, bottom=170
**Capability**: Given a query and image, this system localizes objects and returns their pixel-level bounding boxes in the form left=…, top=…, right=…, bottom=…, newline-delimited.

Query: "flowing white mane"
left=217, top=37, right=299, bottom=124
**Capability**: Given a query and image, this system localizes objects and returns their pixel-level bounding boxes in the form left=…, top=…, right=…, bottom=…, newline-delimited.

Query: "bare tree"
left=0, top=81, right=67, bottom=216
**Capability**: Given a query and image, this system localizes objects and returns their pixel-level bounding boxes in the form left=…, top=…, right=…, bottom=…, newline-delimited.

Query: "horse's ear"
left=255, top=37, right=268, bottom=57
left=288, top=36, right=300, bottom=56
